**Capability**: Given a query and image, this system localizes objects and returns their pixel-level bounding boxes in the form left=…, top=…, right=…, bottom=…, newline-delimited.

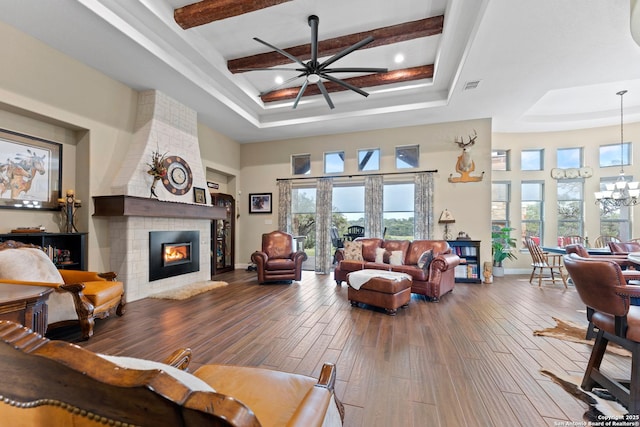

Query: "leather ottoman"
left=347, top=270, right=412, bottom=315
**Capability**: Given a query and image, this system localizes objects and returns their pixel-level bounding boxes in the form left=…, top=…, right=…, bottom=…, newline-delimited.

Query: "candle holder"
left=58, top=190, right=82, bottom=233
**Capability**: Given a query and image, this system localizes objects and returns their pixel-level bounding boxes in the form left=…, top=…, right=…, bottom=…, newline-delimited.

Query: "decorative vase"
left=150, top=176, right=161, bottom=199
left=492, top=265, right=504, bottom=277
left=483, top=261, right=493, bottom=284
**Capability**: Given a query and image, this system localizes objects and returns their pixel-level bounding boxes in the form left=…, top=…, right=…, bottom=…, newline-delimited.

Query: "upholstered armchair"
left=0, top=240, right=125, bottom=339
left=251, top=231, right=307, bottom=284
left=0, top=321, right=343, bottom=427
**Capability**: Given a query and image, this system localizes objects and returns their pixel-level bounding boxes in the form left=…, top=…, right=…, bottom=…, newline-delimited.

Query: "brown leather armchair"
left=563, top=254, right=640, bottom=414
left=251, top=231, right=308, bottom=284
left=0, top=321, right=343, bottom=427
left=608, top=240, right=640, bottom=255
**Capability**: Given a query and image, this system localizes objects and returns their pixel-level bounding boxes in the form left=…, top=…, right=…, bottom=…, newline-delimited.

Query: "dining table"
left=541, top=246, right=612, bottom=255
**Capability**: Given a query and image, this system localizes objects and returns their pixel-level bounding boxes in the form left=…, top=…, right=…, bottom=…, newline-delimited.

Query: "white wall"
left=238, top=119, right=494, bottom=268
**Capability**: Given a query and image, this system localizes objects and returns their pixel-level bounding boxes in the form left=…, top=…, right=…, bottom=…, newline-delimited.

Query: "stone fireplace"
left=94, top=90, right=225, bottom=302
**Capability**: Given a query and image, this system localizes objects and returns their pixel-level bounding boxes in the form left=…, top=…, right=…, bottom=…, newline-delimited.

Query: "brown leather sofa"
left=251, top=231, right=308, bottom=284
left=0, top=240, right=125, bottom=339
left=334, top=238, right=460, bottom=301
left=0, top=321, right=343, bottom=427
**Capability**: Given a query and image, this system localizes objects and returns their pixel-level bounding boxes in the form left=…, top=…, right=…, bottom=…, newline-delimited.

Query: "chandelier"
left=594, top=90, right=639, bottom=213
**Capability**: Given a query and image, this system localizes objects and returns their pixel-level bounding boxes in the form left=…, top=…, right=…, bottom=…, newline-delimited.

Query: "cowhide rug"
left=533, top=317, right=631, bottom=357
left=149, top=281, right=228, bottom=300
left=541, top=369, right=628, bottom=421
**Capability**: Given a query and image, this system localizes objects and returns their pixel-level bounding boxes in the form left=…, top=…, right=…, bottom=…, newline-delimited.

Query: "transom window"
left=492, top=150, right=510, bottom=171
left=599, top=142, right=631, bottom=167
left=521, top=149, right=544, bottom=171
left=324, top=151, right=344, bottom=174
left=358, top=148, right=380, bottom=171
left=557, top=147, right=582, bottom=169
left=395, top=145, right=419, bottom=169
left=291, top=154, right=311, bottom=175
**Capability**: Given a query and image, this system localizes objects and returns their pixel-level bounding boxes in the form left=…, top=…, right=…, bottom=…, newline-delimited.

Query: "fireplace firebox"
left=149, top=231, right=200, bottom=281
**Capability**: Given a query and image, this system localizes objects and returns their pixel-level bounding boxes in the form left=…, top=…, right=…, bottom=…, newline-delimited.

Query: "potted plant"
left=491, top=227, right=517, bottom=277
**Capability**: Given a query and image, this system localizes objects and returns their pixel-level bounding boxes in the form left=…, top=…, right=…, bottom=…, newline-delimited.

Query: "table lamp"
left=438, top=209, right=455, bottom=240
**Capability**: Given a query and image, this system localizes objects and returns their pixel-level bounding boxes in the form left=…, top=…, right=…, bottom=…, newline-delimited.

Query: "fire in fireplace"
left=163, top=243, right=191, bottom=266
left=149, top=231, right=200, bottom=281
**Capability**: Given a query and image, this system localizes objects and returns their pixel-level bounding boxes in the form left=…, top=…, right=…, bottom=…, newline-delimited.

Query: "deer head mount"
left=448, top=130, right=484, bottom=183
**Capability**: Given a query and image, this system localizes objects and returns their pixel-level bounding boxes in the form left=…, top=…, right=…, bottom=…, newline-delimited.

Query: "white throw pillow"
left=389, top=250, right=404, bottom=266
left=0, top=247, right=63, bottom=283
left=375, top=247, right=386, bottom=263
left=98, top=354, right=216, bottom=392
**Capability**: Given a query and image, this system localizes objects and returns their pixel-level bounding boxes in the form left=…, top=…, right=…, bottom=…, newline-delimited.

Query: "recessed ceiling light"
left=275, top=76, right=284, bottom=85
left=394, top=53, right=405, bottom=64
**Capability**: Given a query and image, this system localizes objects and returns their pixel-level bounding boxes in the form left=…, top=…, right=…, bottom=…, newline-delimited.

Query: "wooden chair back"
left=0, top=321, right=259, bottom=427
left=524, top=237, right=548, bottom=266
left=593, top=235, right=620, bottom=248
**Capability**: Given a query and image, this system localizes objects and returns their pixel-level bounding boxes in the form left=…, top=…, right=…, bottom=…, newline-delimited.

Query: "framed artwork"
left=249, top=193, right=272, bottom=214
left=193, top=187, right=206, bottom=204
left=0, top=128, right=62, bottom=210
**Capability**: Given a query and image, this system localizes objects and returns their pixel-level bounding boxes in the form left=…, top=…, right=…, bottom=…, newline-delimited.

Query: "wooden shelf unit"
left=0, top=232, right=87, bottom=270
left=211, top=193, right=235, bottom=275
left=447, top=240, right=481, bottom=284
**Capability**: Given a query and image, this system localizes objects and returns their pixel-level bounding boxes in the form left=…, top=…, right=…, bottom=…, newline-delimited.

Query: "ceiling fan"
left=248, top=15, right=388, bottom=109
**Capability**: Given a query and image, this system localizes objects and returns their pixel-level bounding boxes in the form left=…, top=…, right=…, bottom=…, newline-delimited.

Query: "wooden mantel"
left=93, top=195, right=226, bottom=220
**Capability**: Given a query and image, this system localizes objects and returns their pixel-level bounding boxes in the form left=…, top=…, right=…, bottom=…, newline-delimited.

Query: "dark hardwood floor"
left=59, top=270, right=630, bottom=426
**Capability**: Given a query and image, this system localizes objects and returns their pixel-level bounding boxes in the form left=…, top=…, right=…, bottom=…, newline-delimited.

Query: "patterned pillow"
left=344, top=241, right=364, bottom=261
left=417, top=249, right=434, bottom=272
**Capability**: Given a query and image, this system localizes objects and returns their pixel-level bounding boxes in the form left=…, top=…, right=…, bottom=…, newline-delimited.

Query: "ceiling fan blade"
left=309, top=15, right=319, bottom=65
left=292, top=79, right=309, bottom=109
left=259, top=72, right=306, bottom=96
left=253, top=37, right=307, bottom=67
left=316, top=79, right=335, bottom=109
left=319, top=36, right=374, bottom=70
left=322, top=67, right=388, bottom=74
left=321, top=73, right=369, bottom=97
left=237, top=67, right=307, bottom=72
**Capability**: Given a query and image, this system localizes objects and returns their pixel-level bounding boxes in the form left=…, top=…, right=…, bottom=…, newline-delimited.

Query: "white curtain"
left=277, top=180, right=292, bottom=233
left=414, top=172, right=434, bottom=239
left=315, top=178, right=333, bottom=274
left=365, top=175, right=384, bottom=237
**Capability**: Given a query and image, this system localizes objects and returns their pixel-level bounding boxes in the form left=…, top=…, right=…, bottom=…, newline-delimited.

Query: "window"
left=599, top=142, right=631, bottom=167
left=332, top=185, right=365, bottom=240
left=324, top=151, right=344, bottom=174
left=492, top=150, right=510, bottom=171
left=521, top=181, right=544, bottom=247
left=557, top=147, right=582, bottom=169
left=292, top=154, right=311, bottom=175
left=491, top=182, right=510, bottom=231
left=291, top=187, right=316, bottom=269
left=598, top=177, right=632, bottom=241
left=396, top=145, right=419, bottom=169
left=557, top=179, right=583, bottom=239
left=383, top=182, right=414, bottom=240
left=521, top=149, right=544, bottom=171
left=358, top=148, right=380, bottom=171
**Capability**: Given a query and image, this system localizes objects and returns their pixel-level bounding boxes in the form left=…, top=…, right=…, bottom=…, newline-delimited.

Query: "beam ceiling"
left=175, top=0, right=293, bottom=29
left=228, top=16, right=443, bottom=73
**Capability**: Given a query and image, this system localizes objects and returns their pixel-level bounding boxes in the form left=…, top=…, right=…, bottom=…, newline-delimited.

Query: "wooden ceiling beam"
left=175, top=0, right=293, bottom=30
left=260, top=65, right=433, bottom=103
left=229, top=16, right=444, bottom=74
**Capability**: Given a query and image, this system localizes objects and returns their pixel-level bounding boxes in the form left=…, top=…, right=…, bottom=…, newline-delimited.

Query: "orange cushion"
left=81, top=281, right=124, bottom=306
left=193, top=364, right=317, bottom=427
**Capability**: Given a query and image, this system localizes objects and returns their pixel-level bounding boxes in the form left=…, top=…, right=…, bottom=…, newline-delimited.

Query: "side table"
left=0, top=283, right=52, bottom=335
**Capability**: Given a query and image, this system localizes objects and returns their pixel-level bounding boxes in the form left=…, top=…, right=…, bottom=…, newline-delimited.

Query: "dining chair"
left=524, top=237, right=568, bottom=288
left=593, top=235, right=621, bottom=248
left=563, top=254, right=640, bottom=414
